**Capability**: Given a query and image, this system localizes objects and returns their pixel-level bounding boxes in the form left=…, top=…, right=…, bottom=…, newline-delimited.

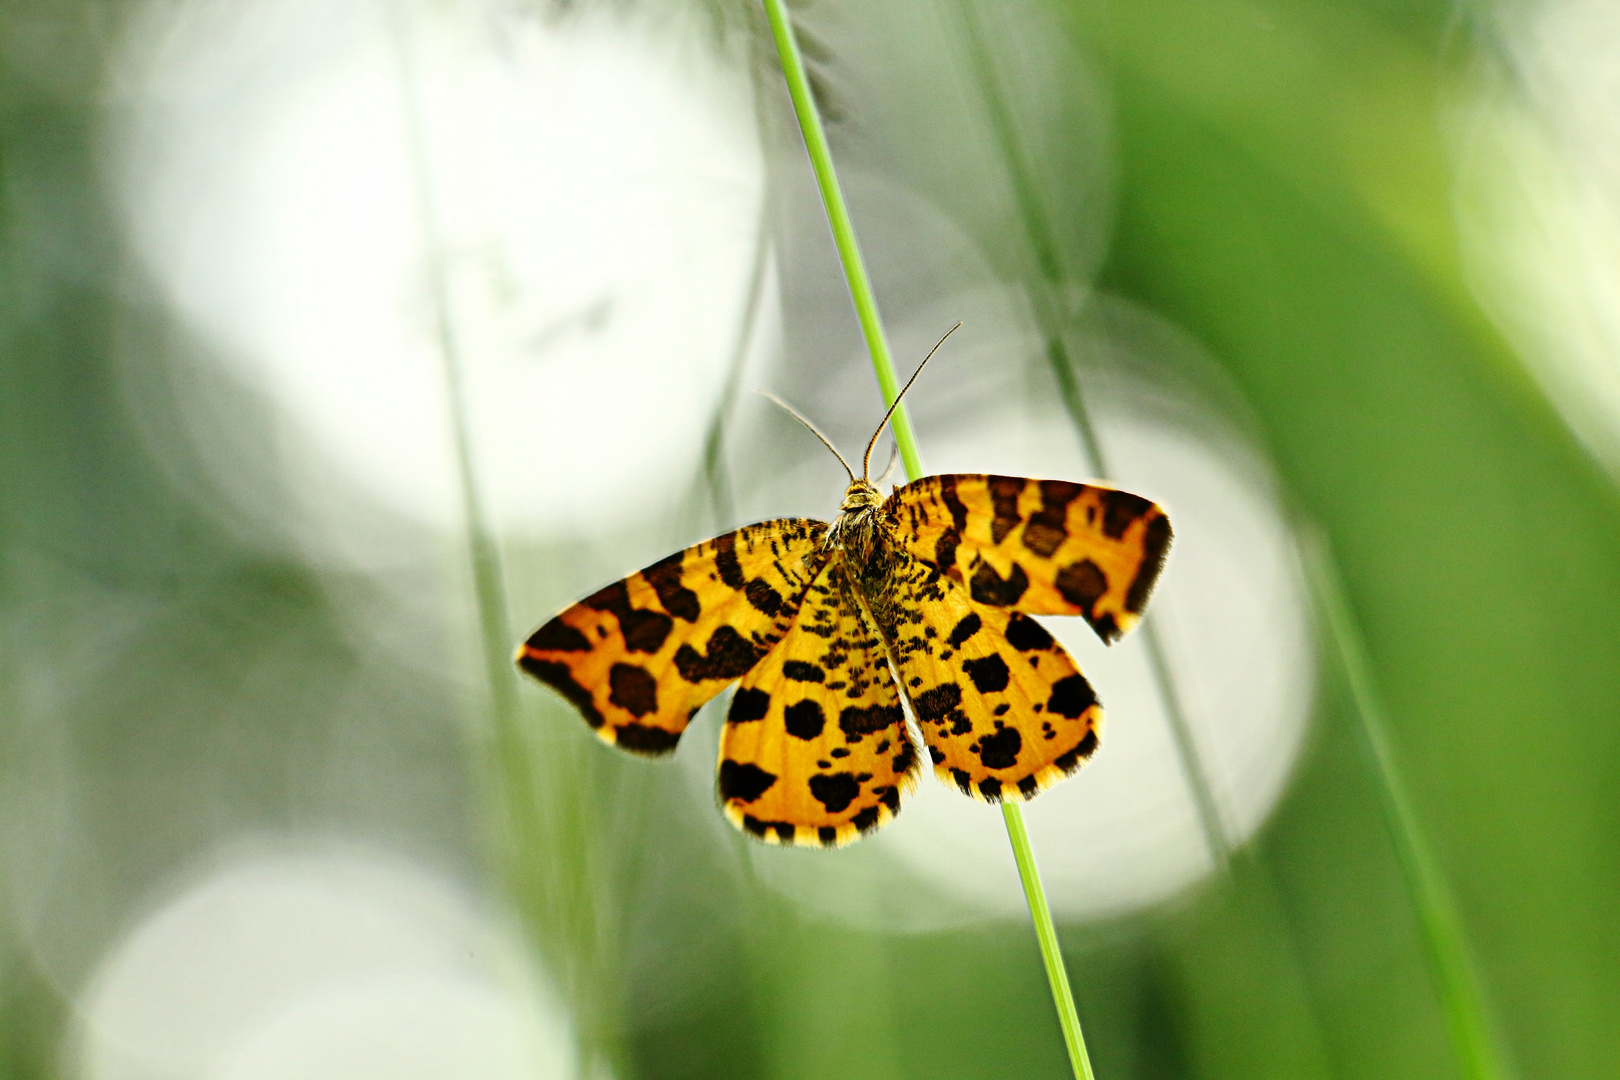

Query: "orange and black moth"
left=516, top=460, right=1172, bottom=848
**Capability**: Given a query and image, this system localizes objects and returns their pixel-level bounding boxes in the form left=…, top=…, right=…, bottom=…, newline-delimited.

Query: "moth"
left=516, top=343, right=1172, bottom=848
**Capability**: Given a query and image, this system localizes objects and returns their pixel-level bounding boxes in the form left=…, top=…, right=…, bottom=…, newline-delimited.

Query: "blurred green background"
left=3, top=0, right=1618, bottom=1078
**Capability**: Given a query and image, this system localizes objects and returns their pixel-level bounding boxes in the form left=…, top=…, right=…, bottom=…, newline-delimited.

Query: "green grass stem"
left=1304, top=528, right=1512, bottom=1080
left=1002, top=800, right=1099, bottom=1080
left=761, top=0, right=920, bottom=482
left=761, top=3, right=1095, bottom=1076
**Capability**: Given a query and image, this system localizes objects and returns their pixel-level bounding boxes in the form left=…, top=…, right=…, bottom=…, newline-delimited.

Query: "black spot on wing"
left=1004, top=612, right=1055, bottom=652
left=1056, top=559, right=1106, bottom=613
left=913, top=683, right=975, bottom=737
left=1047, top=674, right=1097, bottom=719
left=782, top=660, right=825, bottom=683
left=582, top=579, right=632, bottom=615
left=978, top=777, right=1003, bottom=800
left=911, top=683, right=961, bottom=724
left=614, top=722, right=680, bottom=754
left=851, top=806, right=881, bottom=831
left=608, top=663, right=658, bottom=717
left=1021, top=518, right=1065, bottom=558
left=933, top=528, right=962, bottom=576
left=892, top=738, right=916, bottom=776
left=578, top=578, right=673, bottom=652
left=977, top=726, right=1021, bottom=769
left=1101, top=489, right=1152, bottom=539
left=519, top=658, right=604, bottom=729
left=525, top=620, right=592, bottom=653
left=938, top=475, right=970, bottom=534
left=745, top=578, right=786, bottom=617
left=1017, top=775, right=1040, bottom=796
left=642, top=551, right=701, bottom=622
left=1022, top=481, right=1079, bottom=558
left=839, top=702, right=903, bottom=737
left=970, top=561, right=1029, bottom=606
left=712, top=532, right=746, bottom=589
left=1053, top=728, right=1100, bottom=772
left=674, top=625, right=764, bottom=682
left=963, top=654, right=1010, bottom=694
left=719, top=759, right=777, bottom=802
left=819, top=826, right=839, bottom=845
left=728, top=687, right=771, bottom=723
left=784, top=699, right=826, bottom=740
left=1091, top=613, right=1120, bottom=643
left=809, top=772, right=861, bottom=813
left=619, top=609, right=673, bottom=653
left=1125, top=514, right=1173, bottom=615
left=947, top=612, right=982, bottom=648
left=988, top=476, right=1024, bottom=545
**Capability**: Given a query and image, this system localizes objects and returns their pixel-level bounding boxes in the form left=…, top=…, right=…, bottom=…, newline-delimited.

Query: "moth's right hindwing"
left=516, top=520, right=829, bottom=755
left=879, top=548, right=1101, bottom=803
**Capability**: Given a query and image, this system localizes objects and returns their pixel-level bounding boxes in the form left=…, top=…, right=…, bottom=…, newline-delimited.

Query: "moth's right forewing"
left=890, top=475, right=1171, bottom=643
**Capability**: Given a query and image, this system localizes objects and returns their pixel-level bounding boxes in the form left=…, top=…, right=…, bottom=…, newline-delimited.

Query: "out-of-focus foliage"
left=2, top=0, right=1617, bottom=1078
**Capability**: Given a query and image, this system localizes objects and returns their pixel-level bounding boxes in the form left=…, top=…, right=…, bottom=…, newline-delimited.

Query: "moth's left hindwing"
left=718, top=556, right=919, bottom=847
left=516, top=520, right=829, bottom=754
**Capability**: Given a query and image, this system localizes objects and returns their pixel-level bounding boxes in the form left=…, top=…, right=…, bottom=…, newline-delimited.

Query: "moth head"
left=839, top=478, right=883, bottom=513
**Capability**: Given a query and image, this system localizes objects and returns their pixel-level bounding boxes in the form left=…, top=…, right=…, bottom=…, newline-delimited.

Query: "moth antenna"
left=862, top=322, right=962, bottom=479
left=756, top=388, right=856, bottom=483
left=873, top=440, right=900, bottom=488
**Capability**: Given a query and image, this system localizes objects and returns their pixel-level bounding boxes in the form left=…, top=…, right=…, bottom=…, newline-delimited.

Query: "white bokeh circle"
left=71, top=843, right=575, bottom=1080
left=110, top=0, right=764, bottom=552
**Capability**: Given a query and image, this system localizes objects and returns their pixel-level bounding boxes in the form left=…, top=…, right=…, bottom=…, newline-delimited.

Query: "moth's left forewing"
left=888, top=475, right=1172, bottom=643
left=517, top=519, right=828, bottom=755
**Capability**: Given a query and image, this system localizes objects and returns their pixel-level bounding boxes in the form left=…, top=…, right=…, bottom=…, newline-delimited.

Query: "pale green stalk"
left=761, top=3, right=1095, bottom=1076
left=1304, top=528, right=1512, bottom=1080
left=388, top=5, right=619, bottom=1076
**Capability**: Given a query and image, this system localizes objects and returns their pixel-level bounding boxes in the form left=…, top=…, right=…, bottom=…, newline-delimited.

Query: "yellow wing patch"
left=880, top=549, right=1100, bottom=802
left=516, top=520, right=827, bottom=755
left=889, top=475, right=1172, bottom=643
left=718, top=556, right=919, bottom=847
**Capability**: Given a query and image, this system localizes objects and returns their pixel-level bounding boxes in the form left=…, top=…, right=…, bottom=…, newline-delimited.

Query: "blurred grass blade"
left=387, top=5, right=622, bottom=1077
left=951, top=0, right=1232, bottom=873
left=761, top=2, right=1095, bottom=1076
left=1303, top=527, right=1513, bottom=1080
left=700, top=186, right=772, bottom=529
